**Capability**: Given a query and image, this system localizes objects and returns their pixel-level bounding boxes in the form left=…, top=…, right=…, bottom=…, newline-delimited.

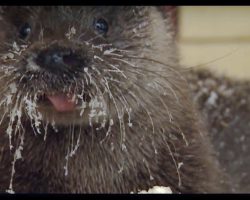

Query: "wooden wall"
left=179, top=6, right=250, bottom=80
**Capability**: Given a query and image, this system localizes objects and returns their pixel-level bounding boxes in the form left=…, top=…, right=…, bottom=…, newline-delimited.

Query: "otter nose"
left=35, top=48, right=84, bottom=73
left=47, top=52, right=64, bottom=65
left=37, top=49, right=71, bottom=66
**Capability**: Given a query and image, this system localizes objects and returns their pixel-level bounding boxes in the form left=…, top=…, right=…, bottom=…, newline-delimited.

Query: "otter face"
left=0, top=6, right=177, bottom=134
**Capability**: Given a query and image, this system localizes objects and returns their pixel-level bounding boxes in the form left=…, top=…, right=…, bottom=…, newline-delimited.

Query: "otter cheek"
left=47, top=95, right=76, bottom=112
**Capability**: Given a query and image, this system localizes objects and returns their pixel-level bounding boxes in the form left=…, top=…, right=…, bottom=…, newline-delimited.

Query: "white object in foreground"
left=137, top=186, right=172, bottom=194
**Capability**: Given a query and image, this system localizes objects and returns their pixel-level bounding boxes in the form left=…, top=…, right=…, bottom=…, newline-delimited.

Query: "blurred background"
left=177, top=7, right=250, bottom=192
left=178, top=6, right=250, bottom=80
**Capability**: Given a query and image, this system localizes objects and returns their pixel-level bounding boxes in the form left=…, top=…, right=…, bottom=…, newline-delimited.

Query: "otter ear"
left=159, top=6, right=178, bottom=37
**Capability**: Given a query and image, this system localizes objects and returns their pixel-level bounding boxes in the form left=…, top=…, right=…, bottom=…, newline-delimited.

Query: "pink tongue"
left=47, top=94, right=75, bottom=112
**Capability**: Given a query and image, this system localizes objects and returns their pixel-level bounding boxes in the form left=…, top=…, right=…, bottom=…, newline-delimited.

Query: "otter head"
left=0, top=6, right=178, bottom=136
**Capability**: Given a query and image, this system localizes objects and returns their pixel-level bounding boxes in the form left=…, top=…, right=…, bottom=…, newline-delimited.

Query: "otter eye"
left=94, top=18, right=109, bottom=35
left=19, top=23, right=32, bottom=40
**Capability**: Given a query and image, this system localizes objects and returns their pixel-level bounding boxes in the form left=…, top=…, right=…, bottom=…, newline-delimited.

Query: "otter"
left=0, top=6, right=226, bottom=193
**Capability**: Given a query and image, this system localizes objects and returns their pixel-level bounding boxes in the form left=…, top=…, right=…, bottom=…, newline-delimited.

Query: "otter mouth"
left=38, top=93, right=76, bottom=112
left=37, top=92, right=91, bottom=113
